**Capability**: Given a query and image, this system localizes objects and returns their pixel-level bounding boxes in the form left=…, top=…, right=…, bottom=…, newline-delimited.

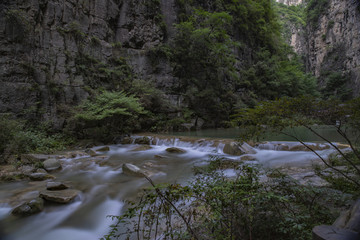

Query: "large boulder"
left=46, top=182, right=69, bottom=191
left=334, top=199, right=360, bottom=233
left=120, top=137, right=133, bottom=144
left=122, top=163, right=149, bottom=177
left=11, top=198, right=44, bottom=216
left=40, top=189, right=80, bottom=204
left=165, top=147, right=186, bottom=154
left=43, top=159, right=61, bottom=172
left=134, top=137, right=151, bottom=145
left=223, top=142, right=256, bottom=155
left=29, top=173, right=55, bottom=181
left=313, top=199, right=360, bottom=240
left=312, top=225, right=359, bottom=240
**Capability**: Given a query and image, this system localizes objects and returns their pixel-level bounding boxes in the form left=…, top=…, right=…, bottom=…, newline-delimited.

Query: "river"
left=0, top=134, right=344, bottom=240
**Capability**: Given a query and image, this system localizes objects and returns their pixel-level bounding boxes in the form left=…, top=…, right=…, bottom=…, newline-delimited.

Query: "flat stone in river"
left=40, top=189, right=80, bottom=203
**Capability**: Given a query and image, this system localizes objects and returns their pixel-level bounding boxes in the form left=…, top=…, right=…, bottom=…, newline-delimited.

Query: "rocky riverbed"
left=0, top=135, right=356, bottom=240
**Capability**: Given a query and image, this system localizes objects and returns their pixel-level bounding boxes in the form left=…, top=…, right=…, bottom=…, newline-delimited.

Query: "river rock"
left=154, top=155, right=168, bottom=159
left=336, top=143, right=351, bottom=150
left=223, top=142, right=244, bottom=156
left=134, top=137, right=151, bottom=145
left=18, top=165, right=35, bottom=174
left=95, top=146, right=110, bottom=152
left=36, top=168, right=47, bottom=174
left=132, top=145, right=152, bottom=151
left=21, top=154, right=50, bottom=164
left=312, top=225, right=359, bottom=240
left=121, top=137, right=133, bottom=144
left=43, top=159, right=61, bottom=172
left=165, top=147, right=186, bottom=154
left=11, top=198, right=44, bottom=216
left=66, top=151, right=88, bottom=158
left=122, top=163, right=149, bottom=177
left=40, top=189, right=80, bottom=203
left=240, top=155, right=256, bottom=161
left=46, top=182, right=69, bottom=191
left=87, top=149, right=98, bottom=157
left=29, top=173, right=55, bottom=181
left=334, top=199, right=360, bottom=233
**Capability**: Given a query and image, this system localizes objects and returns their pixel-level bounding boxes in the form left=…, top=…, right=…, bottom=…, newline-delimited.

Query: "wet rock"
left=95, top=146, right=110, bottom=152
left=154, top=155, right=168, bottom=159
left=223, top=142, right=244, bottom=156
left=166, top=147, right=186, bottom=154
left=87, top=149, right=98, bottom=157
left=240, top=155, right=256, bottom=161
left=12, top=198, right=44, bottom=217
left=334, top=199, right=360, bottom=233
left=290, top=144, right=330, bottom=151
left=21, top=154, right=50, bottom=164
left=132, top=145, right=152, bottom=151
left=66, top=151, right=87, bottom=158
left=43, top=159, right=61, bottom=172
left=312, top=225, right=359, bottom=240
left=277, top=144, right=290, bottom=151
left=40, top=189, right=80, bottom=204
left=36, top=169, right=47, bottom=174
left=46, top=182, right=69, bottom=191
left=18, top=165, right=35, bottom=174
left=29, top=173, right=54, bottom=181
left=122, top=163, right=149, bottom=177
left=121, top=137, right=133, bottom=144
left=336, top=143, right=351, bottom=150
left=134, top=137, right=151, bottom=145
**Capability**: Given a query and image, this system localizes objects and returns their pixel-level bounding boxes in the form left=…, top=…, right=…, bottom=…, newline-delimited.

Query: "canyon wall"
left=0, top=0, right=177, bottom=127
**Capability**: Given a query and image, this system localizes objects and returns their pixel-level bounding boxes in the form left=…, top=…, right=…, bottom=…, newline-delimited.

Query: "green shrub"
left=0, top=114, right=71, bottom=163
left=104, top=163, right=346, bottom=240
left=69, top=91, right=147, bottom=141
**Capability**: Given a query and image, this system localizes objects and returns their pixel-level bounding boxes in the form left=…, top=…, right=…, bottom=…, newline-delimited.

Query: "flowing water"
left=0, top=135, right=344, bottom=240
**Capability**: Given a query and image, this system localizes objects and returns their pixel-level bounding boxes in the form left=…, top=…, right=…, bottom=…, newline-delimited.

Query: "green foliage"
left=320, top=71, right=352, bottom=101
left=104, top=162, right=346, bottom=240
left=70, top=91, right=146, bottom=141
left=306, top=0, right=329, bottom=27
left=76, top=54, right=134, bottom=90
left=233, top=97, right=360, bottom=190
left=275, top=2, right=306, bottom=41
left=5, top=9, right=31, bottom=42
left=240, top=48, right=317, bottom=103
left=171, top=9, right=240, bottom=126
left=0, top=115, right=71, bottom=163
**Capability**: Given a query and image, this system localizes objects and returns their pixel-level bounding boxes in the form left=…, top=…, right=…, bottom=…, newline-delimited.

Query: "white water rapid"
left=0, top=136, right=344, bottom=240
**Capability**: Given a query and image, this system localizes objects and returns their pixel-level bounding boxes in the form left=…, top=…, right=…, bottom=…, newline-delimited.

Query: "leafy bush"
left=233, top=97, right=360, bottom=189
left=0, top=115, right=70, bottom=163
left=104, top=162, right=346, bottom=240
left=69, top=91, right=147, bottom=141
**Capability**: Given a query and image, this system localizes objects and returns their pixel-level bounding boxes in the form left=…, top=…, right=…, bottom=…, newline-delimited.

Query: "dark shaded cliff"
left=279, top=0, right=360, bottom=98
left=0, top=0, right=174, bottom=128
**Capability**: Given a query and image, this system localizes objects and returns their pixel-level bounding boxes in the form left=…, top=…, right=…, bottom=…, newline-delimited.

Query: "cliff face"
left=284, top=0, right=360, bottom=95
left=305, top=0, right=360, bottom=94
left=0, top=0, right=177, bottom=127
left=276, top=0, right=303, bottom=6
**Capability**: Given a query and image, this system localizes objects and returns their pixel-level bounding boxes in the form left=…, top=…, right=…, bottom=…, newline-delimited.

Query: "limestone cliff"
left=305, top=0, right=360, bottom=95
left=0, top=0, right=177, bottom=128
left=283, top=0, right=360, bottom=96
left=276, top=0, right=303, bottom=6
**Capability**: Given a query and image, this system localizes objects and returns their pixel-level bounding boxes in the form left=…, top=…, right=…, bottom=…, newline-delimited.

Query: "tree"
left=171, top=9, right=240, bottom=126
left=71, top=91, right=147, bottom=141
left=233, top=96, right=360, bottom=189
